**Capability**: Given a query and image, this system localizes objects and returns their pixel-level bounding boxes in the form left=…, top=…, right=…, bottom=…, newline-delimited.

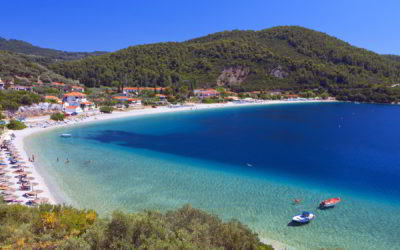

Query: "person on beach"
left=32, top=154, right=35, bottom=162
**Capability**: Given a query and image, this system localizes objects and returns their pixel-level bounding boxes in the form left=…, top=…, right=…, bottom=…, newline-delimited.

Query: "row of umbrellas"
left=0, top=140, right=49, bottom=205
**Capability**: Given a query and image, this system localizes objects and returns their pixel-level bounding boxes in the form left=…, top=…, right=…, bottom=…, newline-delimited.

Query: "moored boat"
left=292, top=211, right=315, bottom=224
left=319, top=197, right=340, bottom=208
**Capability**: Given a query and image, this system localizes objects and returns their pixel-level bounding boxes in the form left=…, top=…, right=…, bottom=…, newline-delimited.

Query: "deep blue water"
left=85, top=103, right=400, bottom=200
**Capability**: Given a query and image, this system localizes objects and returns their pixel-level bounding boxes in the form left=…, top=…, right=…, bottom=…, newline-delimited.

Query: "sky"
left=1, top=0, right=399, bottom=54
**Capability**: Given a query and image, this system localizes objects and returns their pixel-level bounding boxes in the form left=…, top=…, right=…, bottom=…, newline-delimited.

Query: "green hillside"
left=384, top=54, right=400, bottom=63
left=0, top=37, right=107, bottom=65
left=50, top=26, right=400, bottom=102
left=0, top=50, right=77, bottom=84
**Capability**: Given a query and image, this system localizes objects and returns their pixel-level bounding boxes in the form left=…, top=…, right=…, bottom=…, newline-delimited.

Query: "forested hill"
left=0, top=50, right=78, bottom=84
left=0, top=37, right=107, bottom=65
left=384, top=54, right=400, bottom=63
left=49, top=26, right=400, bottom=102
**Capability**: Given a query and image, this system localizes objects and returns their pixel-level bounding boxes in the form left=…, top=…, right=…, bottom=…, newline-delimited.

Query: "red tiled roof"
left=64, top=92, right=86, bottom=97
left=52, top=82, right=65, bottom=86
left=81, top=101, right=93, bottom=105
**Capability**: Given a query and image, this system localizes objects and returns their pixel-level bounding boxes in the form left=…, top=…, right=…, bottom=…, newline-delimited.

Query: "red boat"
left=319, top=197, right=340, bottom=208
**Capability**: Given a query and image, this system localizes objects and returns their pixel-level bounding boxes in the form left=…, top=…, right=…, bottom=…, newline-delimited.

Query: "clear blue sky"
left=1, top=0, right=399, bottom=54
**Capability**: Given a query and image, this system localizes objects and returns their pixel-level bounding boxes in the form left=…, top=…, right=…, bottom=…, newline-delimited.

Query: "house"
left=113, top=96, right=142, bottom=105
left=63, top=92, right=87, bottom=104
left=123, top=87, right=139, bottom=94
left=155, top=94, right=167, bottom=101
left=123, top=87, right=167, bottom=94
left=64, top=105, right=83, bottom=115
left=194, top=89, right=219, bottom=98
left=44, top=96, right=62, bottom=104
left=80, top=101, right=95, bottom=111
left=9, top=85, right=33, bottom=91
left=71, top=86, right=85, bottom=92
left=52, top=82, right=66, bottom=87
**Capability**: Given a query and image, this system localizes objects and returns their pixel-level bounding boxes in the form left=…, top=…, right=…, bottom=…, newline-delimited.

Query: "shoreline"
left=12, top=100, right=335, bottom=250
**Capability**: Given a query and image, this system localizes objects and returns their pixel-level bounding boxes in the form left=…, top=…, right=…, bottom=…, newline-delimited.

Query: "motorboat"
left=319, top=197, right=340, bottom=208
left=60, top=134, right=72, bottom=138
left=292, top=211, right=315, bottom=224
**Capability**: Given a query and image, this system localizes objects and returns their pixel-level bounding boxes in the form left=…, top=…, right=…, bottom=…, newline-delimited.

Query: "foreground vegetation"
left=0, top=203, right=272, bottom=249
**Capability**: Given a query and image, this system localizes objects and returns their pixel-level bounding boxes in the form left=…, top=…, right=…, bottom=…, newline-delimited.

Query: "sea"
left=25, top=102, right=400, bottom=249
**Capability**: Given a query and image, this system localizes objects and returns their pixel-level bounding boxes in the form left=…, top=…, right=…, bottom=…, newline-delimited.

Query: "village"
left=0, top=77, right=333, bottom=123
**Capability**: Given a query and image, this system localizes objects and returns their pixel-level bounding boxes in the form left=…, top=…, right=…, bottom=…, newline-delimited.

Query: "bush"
left=100, top=106, right=113, bottom=113
left=0, top=204, right=271, bottom=249
left=6, top=119, right=26, bottom=130
left=50, top=113, right=65, bottom=121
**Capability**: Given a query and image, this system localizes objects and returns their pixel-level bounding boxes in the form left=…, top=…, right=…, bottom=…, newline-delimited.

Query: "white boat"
left=60, top=134, right=72, bottom=138
left=292, top=211, right=315, bottom=223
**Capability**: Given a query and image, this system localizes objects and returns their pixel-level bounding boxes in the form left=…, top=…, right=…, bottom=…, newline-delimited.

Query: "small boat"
left=60, top=134, right=72, bottom=138
left=319, top=197, right=340, bottom=208
left=292, top=211, right=315, bottom=224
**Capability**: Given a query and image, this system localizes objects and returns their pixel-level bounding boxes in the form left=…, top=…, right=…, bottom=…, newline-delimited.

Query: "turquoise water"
left=25, top=103, right=400, bottom=249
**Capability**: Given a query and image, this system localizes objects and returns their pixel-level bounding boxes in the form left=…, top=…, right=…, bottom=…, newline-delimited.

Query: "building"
left=194, top=89, right=219, bottom=98
left=155, top=94, right=167, bottom=101
left=123, top=87, right=167, bottom=94
left=64, top=105, right=83, bottom=115
left=63, top=92, right=95, bottom=112
left=52, top=82, right=66, bottom=87
left=71, top=86, right=85, bottom=92
left=113, top=96, right=142, bottom=105
left=123, top=87, right=139, bottom=94
left=80, top=101, right=95, bottom=111
left=44, top=96, right=62, bottom=104
left=63, top=92, right=87, bottom=104
left=9, top=85, right=33, bottom=91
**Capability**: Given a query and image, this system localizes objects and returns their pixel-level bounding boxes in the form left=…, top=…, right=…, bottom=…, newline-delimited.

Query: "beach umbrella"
left=28, top=190, right=43, bottom=198
left=3, top=195, right=18, bottom=201
left=1, top=190, right=15, bottom=195
left=32, top=197, right=49, bottom=205
left=28, top=190, right=43, bottom=196
left=12, top=169, right=25, bottom=174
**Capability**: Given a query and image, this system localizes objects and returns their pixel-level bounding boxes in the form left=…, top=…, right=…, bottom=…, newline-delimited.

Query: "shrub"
left=100, top=106, right=113, bottom=113
left=50, top=113, right=65, bottom=121
left=6, top=119, right=26, bottom=130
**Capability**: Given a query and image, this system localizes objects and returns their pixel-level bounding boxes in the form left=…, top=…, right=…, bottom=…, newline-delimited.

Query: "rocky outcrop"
left=217, top=67, right=250, bottom=86
left=269, top=66, right=288, bottom=79
left=13, top=103, right=63, bottom=117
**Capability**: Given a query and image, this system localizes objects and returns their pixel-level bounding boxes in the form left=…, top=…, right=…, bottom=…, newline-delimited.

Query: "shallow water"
left=26, top=103, right=400, bottom=249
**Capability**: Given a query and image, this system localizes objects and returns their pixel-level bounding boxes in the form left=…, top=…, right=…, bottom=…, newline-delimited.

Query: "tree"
left=50, top=113, right=65, bottom=121
left=100, top=106, right=113, bottom=113
left=20, top=95, right=33, bottom=106
left=6, top=120, right=26, bottom=130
